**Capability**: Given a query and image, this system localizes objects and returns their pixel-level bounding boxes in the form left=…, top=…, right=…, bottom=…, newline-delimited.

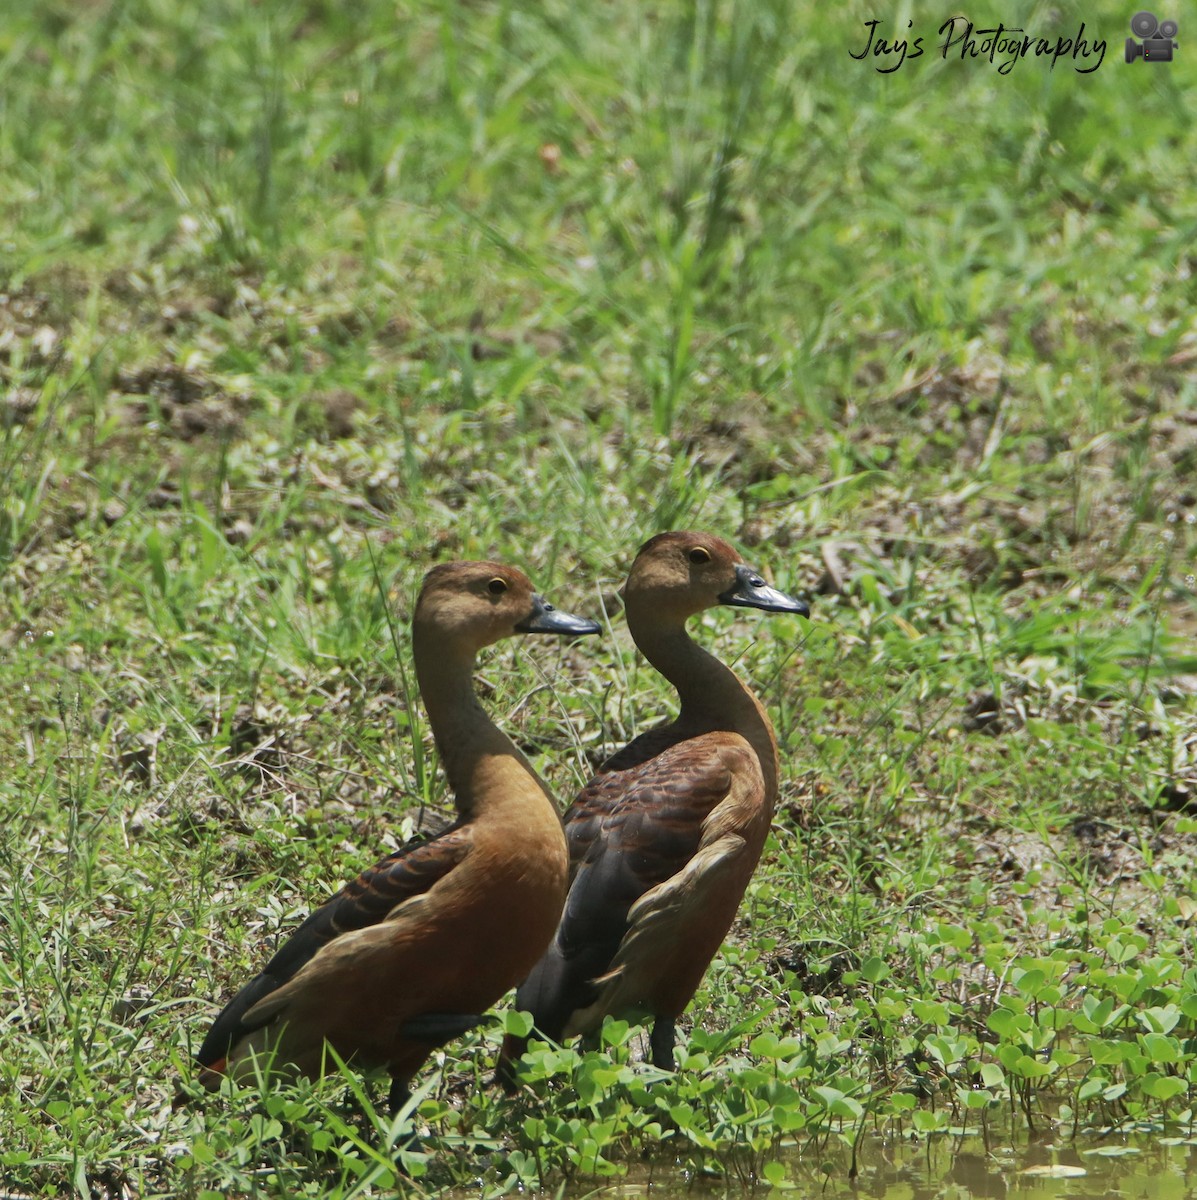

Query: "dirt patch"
left=680, top=398, right=782, bottom=485
left=838, top=355, right=1008, bottom=474
left=0, top=290, right=64, bottom=372
left=954, top=802, right=1197, bottom=932
left=114, top=362, right=249, bottom=440
left=467, top=310, right=571, bottom=362
left=2, top=387, right=41, bottom=429
left=297, top=389, right=361, bottom=440
left=733, top=340, right=1197, bottom=608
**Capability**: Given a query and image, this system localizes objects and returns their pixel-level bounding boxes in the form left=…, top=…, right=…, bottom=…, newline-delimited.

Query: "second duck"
left=500, top=531, right=809, bottom=1078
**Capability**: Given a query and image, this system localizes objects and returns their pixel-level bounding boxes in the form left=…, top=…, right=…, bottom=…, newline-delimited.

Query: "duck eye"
left=487, top=577, right=508, bottom=595
left=688, top=547, right=711, bottom=564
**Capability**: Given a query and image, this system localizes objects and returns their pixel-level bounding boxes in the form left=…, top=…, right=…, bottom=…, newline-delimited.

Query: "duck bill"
left=515, top=594, right=602, bottom=635
left=718, top=564, right=810, bottom=616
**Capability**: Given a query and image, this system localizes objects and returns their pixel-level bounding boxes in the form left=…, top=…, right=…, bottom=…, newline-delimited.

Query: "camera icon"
left=1125, top=11, right=1178, bottom=61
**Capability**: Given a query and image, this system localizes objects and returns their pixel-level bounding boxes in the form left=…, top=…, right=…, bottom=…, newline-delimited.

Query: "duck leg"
left=387, top=1013, right=485, bottom=1116
left=649, top=1018, right=677, bottom=1071
left=388, top=1077, right=412, bottom=1115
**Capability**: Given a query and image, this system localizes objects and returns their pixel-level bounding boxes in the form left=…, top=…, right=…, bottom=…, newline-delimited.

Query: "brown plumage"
left=195, top=561, right=599, bottom=1108
left=499, top=532, right=809, bottom=1079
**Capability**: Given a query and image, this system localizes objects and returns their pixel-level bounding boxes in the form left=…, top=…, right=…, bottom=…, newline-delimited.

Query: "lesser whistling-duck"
left=499, top=531, right=808, bottom=1078
left=196, top=561, right=599, bottom=1108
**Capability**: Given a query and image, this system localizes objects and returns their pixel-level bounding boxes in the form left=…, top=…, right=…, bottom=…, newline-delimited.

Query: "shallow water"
left=818, top=1132, right=1197, bottom=1199
left=590, top=1132, right=1197, bottom=1198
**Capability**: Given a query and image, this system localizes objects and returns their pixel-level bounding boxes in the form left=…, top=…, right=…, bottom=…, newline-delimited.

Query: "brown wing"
left=560, top=726, right=685, bottom=876
left=513, top=739, right=736, bottom=1043
left=196, top=823, right=472, bottom=1073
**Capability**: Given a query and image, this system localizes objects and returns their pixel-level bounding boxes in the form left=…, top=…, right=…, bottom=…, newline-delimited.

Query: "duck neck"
left=627, top=608, right=781, bottom=801
left=412, top=633, right=546, bottom=822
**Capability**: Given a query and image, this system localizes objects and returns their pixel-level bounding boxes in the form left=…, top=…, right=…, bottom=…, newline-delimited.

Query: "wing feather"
left=196, top=823, right=471, bottom=1072
left=514, top=739, right=740, bottom=1041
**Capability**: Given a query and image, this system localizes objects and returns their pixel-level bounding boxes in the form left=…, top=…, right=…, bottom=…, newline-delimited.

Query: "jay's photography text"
left=851, top=17, right=1108, bottom=74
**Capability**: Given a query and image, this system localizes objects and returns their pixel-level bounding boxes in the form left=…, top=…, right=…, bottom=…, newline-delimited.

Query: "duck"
left=498, top=531, right=808, bottom=1079
left=195, top=561, right=600, bottom=1110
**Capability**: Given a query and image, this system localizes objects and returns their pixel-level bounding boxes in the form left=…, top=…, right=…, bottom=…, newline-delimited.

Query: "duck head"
left=622, top=532, right=809, bottom=621
left=414, top=561, right=600, bottom=651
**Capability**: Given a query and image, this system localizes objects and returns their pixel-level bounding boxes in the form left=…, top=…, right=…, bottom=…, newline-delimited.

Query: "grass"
left=2, top=0, right=1196, bottom=1195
